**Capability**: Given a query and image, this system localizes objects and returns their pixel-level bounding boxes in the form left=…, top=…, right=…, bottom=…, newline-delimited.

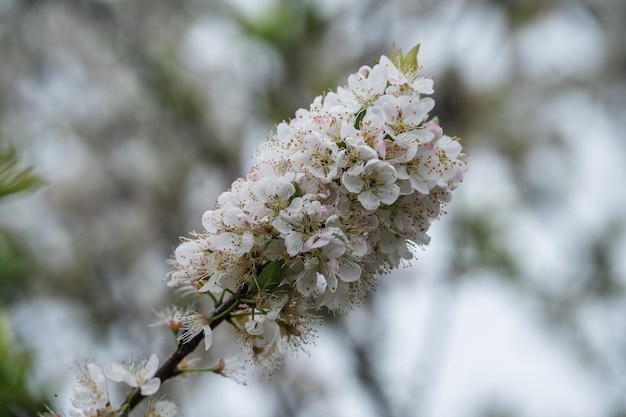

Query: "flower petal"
left=104, top=362, right=137, bottom=388
left=145, top=354, right=159, bottom=378
left=203, top=325, right=213, bottom=351
left=140, top=377, right=161, bottom=396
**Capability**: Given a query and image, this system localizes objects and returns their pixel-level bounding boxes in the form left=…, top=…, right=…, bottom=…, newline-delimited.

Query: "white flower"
left=345, top=63, right=388, bottom=107
left=404, top=142, right=440, bottom=194
left=338, top=124, right=378, bottom=173
left=273, top=199, right=338, bottom=257
left=104, top=354, right=161, bottom=396
left=248, top=172, right=296, bottom=222
left=291, top=133, right=341, bottom=183
left=71, top=362, right=109, bottom=410
left=342, top=159, right=400, bottom=210
left=378, top=55, right=433, bottom=95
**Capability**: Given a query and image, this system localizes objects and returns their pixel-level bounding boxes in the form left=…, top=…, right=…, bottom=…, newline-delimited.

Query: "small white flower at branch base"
left=144, top=398, right=178, bottom=417
left=104, top=353, right=161, bottom=396
left=71, top=362, right=109, bottom=410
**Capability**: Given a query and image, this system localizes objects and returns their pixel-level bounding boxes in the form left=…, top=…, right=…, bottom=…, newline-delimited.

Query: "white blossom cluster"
left=166, top=47, right=467, bottom=371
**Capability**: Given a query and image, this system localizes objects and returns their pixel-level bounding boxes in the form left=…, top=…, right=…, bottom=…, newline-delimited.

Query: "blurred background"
left=1, top=0, right=626, bottom=416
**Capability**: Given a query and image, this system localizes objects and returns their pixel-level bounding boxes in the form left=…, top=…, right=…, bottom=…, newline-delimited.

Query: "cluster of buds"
left=165, top=45, right=467, bottom=372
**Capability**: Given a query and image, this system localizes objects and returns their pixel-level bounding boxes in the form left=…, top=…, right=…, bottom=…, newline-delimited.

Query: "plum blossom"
left=343, top=159, right=400, bottom=210
left=70, top=362, right=110, bottom=411
left=104, top=354, right=161, bottom=396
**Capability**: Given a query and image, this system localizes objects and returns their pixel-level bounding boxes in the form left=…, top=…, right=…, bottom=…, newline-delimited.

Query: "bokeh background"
left=1, top=0, right=626, bottom=416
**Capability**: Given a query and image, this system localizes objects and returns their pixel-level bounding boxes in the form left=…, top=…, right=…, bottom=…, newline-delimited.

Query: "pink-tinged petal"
left=140, top=377, right=161, bottom=396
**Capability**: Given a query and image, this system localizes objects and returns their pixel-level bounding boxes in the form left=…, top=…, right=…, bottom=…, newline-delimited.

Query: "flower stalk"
left=124, top=285, right=250, bottom=410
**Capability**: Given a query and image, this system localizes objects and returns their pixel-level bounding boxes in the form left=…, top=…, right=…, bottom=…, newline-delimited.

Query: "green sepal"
left=354, top=108, right=367, bottom=129
left=292, top=181, right=303, bottom=199
left=390, top=42, right=420, bottom=72
left=403, top=44, right=420, bottom=71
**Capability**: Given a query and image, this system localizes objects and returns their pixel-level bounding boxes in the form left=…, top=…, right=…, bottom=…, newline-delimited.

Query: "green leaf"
left=0, top=146, right=43, bottom=200
left=402, top=44, right=420, bottom=71
left=253, top=260, right=285, bottom=293
left=292, top=181, right=303, bottom=199
left=354, top=108, right=367, bottom=130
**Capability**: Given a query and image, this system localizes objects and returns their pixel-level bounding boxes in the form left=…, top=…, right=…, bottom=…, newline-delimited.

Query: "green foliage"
left=236, top=0, right=327, bottom=48
left=0, top=313, right=46, bottom=417
left=454, top=213, right=518, bottom=277
left=0, top=145, right=43, bottom=200
left=0, top=144, right=46, bottom=416
left=0, top=229, right=37, bottom=304
left=146, top=49, right=205, bottom=126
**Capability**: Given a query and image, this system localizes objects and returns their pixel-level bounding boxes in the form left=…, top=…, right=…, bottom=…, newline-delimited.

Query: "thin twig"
left=125, top=285, right=250, bottom=410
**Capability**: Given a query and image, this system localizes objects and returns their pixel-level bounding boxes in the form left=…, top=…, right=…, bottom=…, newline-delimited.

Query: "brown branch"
left=125, top=285, right=250, bottom=410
